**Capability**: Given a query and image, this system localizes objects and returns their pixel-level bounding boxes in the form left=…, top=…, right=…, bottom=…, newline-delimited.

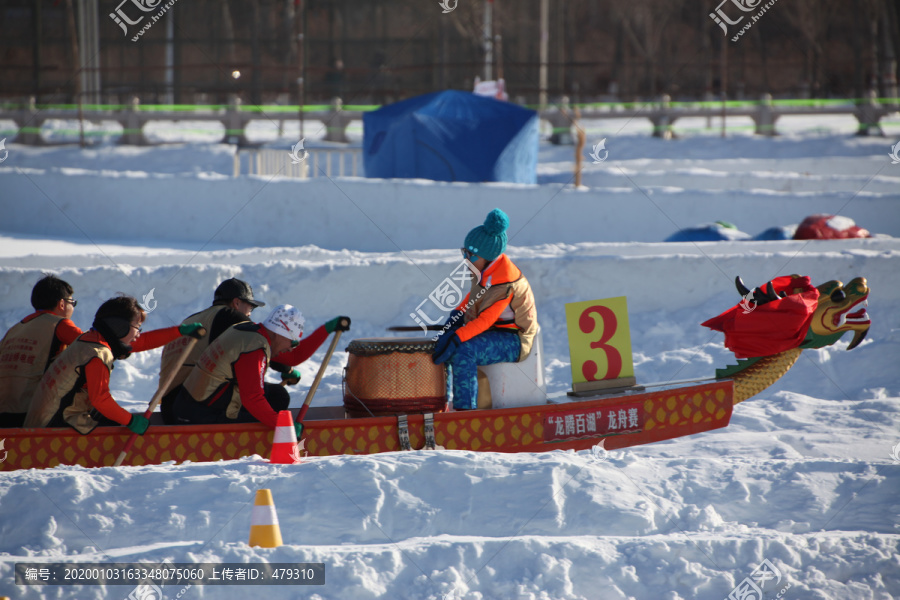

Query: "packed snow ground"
left=0, top=117, right=899, bottom=599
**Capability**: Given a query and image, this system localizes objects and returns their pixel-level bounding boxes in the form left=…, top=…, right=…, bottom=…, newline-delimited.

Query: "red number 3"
left=579, top=305, right=622, bottom=381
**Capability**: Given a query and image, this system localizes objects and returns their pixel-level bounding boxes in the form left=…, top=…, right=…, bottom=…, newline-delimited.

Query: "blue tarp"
left=665, top=222, right=752, bottom=242
left=363, top=90, right=539, bottom=183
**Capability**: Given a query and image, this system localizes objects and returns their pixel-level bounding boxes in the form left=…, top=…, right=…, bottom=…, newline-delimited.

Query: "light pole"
left=483, top=0, right=494, bottom=81
left=296, top=0, right=306, bottom=140
left=539, top=0, right=549, bottom=109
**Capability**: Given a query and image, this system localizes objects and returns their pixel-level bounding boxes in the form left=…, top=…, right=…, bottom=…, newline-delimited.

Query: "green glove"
left=179, top=322, right=207, bottom=339
left=294, top=421, right=304, bottom=439
left=281, top=368, right=301, bottom=386
left=325, top=316, right=351, bottom=334
left=127, top=414, right=150, bottom=435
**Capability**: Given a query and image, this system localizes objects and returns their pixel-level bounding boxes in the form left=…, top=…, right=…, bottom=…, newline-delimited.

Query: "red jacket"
left=82, top=326, right=181, bottom=425
left=230, top=324, right=329, bottom=427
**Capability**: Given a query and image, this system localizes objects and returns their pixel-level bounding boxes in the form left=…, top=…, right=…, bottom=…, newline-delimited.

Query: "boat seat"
left=476, top=327, right=547, bottom=409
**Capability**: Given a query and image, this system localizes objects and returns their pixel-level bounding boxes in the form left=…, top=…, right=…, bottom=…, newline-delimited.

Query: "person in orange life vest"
left=23, top=295, right=205, bottom=434
left=173, top=304, right=350, bottom=433
left=432, top=208, right=539, bottom=410
left=158, top=277, right=266, bottom=424
left=0, top=275, right=83, bottom=427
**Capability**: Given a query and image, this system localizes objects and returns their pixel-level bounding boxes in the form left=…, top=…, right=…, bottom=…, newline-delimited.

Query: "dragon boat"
left=0, top=275, right=870, bottom=472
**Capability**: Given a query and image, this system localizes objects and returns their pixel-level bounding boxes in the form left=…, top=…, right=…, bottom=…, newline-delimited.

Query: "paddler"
left=23, top=295, right=204, bottom=434
left=0, top=275, right=84, bottom=427
left=173, top=304, right=350, bottom=435
left=157, top=277, right=265, bottom=424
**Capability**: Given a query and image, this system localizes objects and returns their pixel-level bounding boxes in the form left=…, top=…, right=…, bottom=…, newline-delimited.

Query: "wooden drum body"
left=343, top=337, right=447, bottom=418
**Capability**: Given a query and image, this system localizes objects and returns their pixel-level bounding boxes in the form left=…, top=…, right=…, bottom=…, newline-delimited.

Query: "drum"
left=343, top=337, right=447, bottom=418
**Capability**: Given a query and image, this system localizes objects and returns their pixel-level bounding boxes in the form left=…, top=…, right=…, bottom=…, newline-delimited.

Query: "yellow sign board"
left=565, top=296, right=635, bottom=388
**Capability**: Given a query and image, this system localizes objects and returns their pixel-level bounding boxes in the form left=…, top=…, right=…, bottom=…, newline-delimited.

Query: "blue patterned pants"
left=447, top=330, right=521, bottom=410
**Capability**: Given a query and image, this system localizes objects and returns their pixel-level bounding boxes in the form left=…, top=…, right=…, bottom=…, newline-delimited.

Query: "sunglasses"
left=64, top=298, right=77, bottom=307
left=460, top=248, right=477, bottom=261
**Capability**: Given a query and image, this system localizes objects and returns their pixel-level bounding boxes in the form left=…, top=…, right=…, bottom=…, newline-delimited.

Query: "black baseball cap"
left=214, top=278, right=266, bottom=308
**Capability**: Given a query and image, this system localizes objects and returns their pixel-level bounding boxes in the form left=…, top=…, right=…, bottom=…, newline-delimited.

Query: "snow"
left=1, top=116, right=899, bottom=599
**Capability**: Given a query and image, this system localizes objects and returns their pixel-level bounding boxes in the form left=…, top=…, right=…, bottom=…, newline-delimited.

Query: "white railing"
left=234, top=147, right=363, bottom=179
left=4, top=93, right=898, bottom=146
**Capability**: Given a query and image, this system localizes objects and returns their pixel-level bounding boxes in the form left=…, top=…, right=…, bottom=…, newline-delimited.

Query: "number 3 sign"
left=565, top=296, right=637, bottom=393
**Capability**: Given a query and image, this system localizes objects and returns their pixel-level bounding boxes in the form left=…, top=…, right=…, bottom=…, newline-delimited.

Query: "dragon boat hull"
left=0, top=380, right=732, bottom=471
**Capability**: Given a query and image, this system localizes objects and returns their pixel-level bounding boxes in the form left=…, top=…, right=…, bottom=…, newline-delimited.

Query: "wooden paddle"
left=113, top=336, right=200, bottom=467
left=295, top=317, right=350, bottom=427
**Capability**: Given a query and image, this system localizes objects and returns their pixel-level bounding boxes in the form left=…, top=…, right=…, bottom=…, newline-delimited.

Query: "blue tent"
left=363, top=90, right=539, bottom=183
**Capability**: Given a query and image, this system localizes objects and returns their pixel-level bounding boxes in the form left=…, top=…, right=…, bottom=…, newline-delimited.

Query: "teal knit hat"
left=464, top=208, right=509, bottom=262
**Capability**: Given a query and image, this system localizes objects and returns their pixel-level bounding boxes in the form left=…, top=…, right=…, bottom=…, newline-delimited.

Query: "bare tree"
left=783, top=0, right=841, bottom=96
left=611, top=0, right=683, bottom=97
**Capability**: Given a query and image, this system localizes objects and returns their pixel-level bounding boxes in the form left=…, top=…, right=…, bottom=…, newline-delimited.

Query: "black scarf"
left=92, top=316, right=133, bottom=360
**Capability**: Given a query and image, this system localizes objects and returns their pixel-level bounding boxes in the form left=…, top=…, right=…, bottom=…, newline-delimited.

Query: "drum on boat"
left=343, top=337, right=447, bottom=418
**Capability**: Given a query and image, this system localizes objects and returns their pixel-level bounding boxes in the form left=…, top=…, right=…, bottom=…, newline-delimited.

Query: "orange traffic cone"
left=248, top=488, right=283, bottom=548
left=270, top=410, right=302, bottom=464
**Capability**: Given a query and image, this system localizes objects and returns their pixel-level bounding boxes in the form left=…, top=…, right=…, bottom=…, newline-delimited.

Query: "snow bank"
left=1, top=446, right=898, bottom=599
left=2, top=169, right=898, bottom=250
left=2, top=133, right=898, bottom=250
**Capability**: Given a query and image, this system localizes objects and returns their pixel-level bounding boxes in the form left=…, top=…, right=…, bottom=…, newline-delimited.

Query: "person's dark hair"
left=209, top=306, right=250, bottom=343
left=92, top=295, right=145, bottom=359
left=31, top=274, right=74, bottom=310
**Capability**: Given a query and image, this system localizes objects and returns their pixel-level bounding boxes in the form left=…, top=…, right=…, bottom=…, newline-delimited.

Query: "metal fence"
left=235, top=147, right=363, bottom=179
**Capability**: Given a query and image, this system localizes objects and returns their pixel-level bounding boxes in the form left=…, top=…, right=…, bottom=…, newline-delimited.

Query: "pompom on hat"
left=464, top=208, right=510, bottom=262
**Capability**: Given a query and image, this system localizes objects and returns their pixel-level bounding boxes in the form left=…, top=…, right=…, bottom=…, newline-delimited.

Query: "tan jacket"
left=0, top=313, right=64, bottom=414
left=24, top=338, right=114, bottom=433
left=182, top=323, right=271, bottom=419
left=158, top=305, right=225, bottom=395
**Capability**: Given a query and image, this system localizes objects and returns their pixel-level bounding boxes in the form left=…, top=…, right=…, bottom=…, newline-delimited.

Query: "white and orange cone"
left=248, top=488, right=283, bottom=548
left=270, top=410, right=302, bottom=464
